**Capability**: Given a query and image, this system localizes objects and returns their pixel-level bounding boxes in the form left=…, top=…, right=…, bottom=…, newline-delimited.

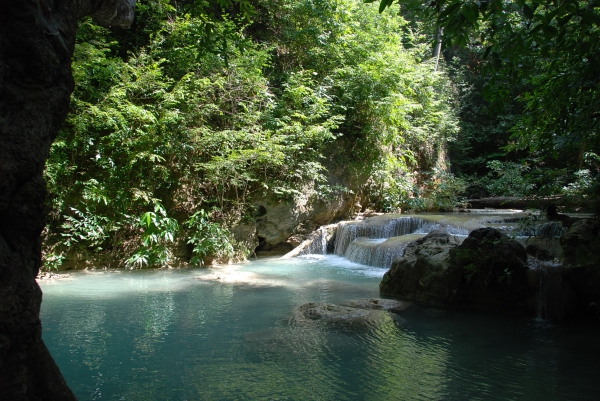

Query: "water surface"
left=40, top=256, right=599, bottom=400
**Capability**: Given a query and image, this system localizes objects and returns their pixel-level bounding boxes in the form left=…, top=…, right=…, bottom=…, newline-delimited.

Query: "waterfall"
left=299, top=226, right=329, bottom=256
left=527, top=258, right=566, bottom=320
left=333, top=217, right=427, bottom=256
left=413, top=222, right=471, bottom=236
left=534, top=222, right=566, bottom=237
left=293, top=213, right=548, bottom=267
left=343, top=234, right=425, bottom=269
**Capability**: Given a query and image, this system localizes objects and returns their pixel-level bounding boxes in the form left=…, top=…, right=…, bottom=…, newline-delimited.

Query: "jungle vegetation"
left=42, top=0, right=600, bottom=269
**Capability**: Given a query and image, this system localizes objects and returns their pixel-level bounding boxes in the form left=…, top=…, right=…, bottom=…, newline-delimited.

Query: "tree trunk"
left=433, top=26, right=443, bottom=71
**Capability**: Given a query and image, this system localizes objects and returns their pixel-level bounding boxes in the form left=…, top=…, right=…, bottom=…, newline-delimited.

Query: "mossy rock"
left=381, top=228, right=529, bottom=314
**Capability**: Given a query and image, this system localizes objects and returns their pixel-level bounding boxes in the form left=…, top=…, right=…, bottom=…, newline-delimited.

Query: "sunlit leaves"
left=44, top=0, right=462, bottom=265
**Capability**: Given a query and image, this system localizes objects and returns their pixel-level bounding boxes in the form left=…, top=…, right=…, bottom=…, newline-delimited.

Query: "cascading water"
left=522, top=221, right=566, bottom=237
left=293, top=212, right=568, bottom=273
left=527, top=258, right=567, bottom=320
left=300, top=226, right=329, bottom=255
left=343, top=234, right=425, bottom=268
left=333, top=216, right=428, bottom=256
left=413, top=222, right=471, bottom=236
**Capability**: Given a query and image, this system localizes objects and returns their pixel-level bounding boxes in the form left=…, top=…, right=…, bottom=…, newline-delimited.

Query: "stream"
left=40, top=213, right=599, bottom=400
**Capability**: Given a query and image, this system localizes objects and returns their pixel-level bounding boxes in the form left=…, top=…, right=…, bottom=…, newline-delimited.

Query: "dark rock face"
left=560, top=219, right=600, bottom=318
left=380, top=228, right=529, bottom=313
left=0, top=1, right=135, bottom=399
left=379, top=231, right=461, bottom=304
left=450, top=228, right=529, bottom=311
left=560, top=219, right=600, bottom=268
left=525, top=244, right=553, bottom=261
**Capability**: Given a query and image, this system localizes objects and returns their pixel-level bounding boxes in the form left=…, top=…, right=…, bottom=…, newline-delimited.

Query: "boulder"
left=379, top=231, right=461, bottom=304
left=380, top=228, right=529, bottom=313
left=559, top=219, right=600, bottom=318
left=560, top=219, right=600, bottom=267
left=524, top=235, right=563, bottom=260
left=449, top=228, right=529, bottom=311
left=525, top=244, right=554, bottom=261
left=253, top=187, right=356, bottom=247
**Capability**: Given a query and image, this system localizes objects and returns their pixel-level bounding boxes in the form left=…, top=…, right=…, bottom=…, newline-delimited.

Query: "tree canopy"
left=375, top=0, right=600, bottom=165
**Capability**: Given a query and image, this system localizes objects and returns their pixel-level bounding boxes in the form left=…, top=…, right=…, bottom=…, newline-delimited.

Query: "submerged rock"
left=293, top=303, right=385, bottom=323
left=291, top=298, right=410, bottom=325
left=340, top=298, right=411, bottom=313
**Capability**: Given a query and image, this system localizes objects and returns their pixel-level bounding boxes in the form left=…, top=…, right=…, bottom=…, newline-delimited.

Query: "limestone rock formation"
left=0, top=1, right=136, bottom=399
left=252, top=188, right=356, bottom=251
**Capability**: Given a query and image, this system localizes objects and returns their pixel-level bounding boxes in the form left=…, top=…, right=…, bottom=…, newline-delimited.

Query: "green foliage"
left=375, top=0, right=600, bottom=197
left=472, top=159, right=598, bottom=204
left=44, top=0, right=464, bottom=265
left=187, top=210, right=234, bottom=266
left=561, top=168, right=597, bottom=207
left=41, top=252, right=66, bottom=272
left=424, top=169, right=469, bottom=211
left=61, top=207, right=112, bottom=250
left=126, top=203, right=179, bottom=268
left=445, top=53, right=523, bottom=177
left=484, top=160, right=535, bottom=198
left=367, top=168, right=467, bottom=212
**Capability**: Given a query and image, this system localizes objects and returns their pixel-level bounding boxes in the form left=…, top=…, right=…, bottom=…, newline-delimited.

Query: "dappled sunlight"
left=195, top=266, right=289, bottom=288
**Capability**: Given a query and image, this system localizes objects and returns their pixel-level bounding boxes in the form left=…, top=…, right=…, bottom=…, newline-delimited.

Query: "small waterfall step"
left=343, top=234, right=426, bottom=269
left=281, top=224, right=337, bottom=258
left=333, top=215, right=472, bottom=256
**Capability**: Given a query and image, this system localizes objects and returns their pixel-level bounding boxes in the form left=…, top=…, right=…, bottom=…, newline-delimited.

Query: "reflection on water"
left=40, top=256, right=599, bottom=400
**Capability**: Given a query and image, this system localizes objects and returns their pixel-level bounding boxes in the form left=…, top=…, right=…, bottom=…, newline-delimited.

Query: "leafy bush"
left=186, top=210, right=234, bottom=266
left=61, top=207, right=111, bottom=250
left=424, top=170, right=469, bottom=211
left=126, top=203, right=179, bottom=269
left=484, top=160, right=535, bottom=197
